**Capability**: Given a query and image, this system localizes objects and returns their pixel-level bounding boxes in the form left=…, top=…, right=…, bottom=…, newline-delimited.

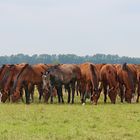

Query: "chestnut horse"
left=100, top=64, right=119, bottom=104
left=43, top=64, right=82, bottom=104
left=11, top=64, right=51, bottom=104
left=117, top=63, right=137, bottom=103
left=79, top=63, right=100, bottom=105
left=1, top=63, right=27, bottom=102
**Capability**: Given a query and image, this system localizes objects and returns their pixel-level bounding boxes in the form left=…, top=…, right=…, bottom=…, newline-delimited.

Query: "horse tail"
left=90, top=64, right=98, bottom=90
left=122, top=62, right=127, bottom=70
left=122, top=63, right=134, bottom=93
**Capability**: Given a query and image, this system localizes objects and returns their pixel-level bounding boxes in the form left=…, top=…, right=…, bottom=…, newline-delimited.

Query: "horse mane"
left=0, top=64, right=7, bottom=75
left=54, top=64, right=61, bottom=69
left=48, top=64, right=61, bottom=72
left=40, top=64, right=48, bottom=71
left=16, top=63, right=29, bottom=79
left=1, top=66, right=12, bottom=84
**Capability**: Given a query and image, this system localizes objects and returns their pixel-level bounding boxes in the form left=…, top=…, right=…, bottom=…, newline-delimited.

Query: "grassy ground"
left=0, top=92, right=140, bottom=140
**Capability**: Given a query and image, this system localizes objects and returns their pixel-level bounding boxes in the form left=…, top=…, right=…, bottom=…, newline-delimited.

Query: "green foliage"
left=0, top=53, right=140, bottom=65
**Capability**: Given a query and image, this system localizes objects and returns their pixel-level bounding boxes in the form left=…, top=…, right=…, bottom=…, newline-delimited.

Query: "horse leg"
left=30, top=85, right=34, bottom=102
left=66, top=85, right=71, bottom=103
left=50, top=90, right=53, bottom=104
left=71, top=82, right=75, bottom=104
left=103, top=83, right=107, bottom=103
left=76, top=81, right=79, bottom=96
left=8, top=91, right=11, bottom=102
left=24, top=85, right=30, bottom=104
left=20, top=88, right=24, bottom=103
left=28, top=84, right=34, bottom=102
left=60, top=86, right=64, bottom=103
left=48, top=85, right=54, bottom=104
left=119, top=84, right=124, bottom=103
left=80, top=82, right=86, bottom=104
left=56, top=87, right=61, bottom=103
left=136, top=83, right=140, bottom=102
left=37, top=84, right=43, bottom=102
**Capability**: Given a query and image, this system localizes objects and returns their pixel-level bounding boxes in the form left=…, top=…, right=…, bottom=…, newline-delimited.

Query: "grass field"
left=0, top=92, right=140, bottom=140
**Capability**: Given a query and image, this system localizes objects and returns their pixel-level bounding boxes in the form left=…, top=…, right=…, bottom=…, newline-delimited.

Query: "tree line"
left=0, top=53, right=140, bottom=65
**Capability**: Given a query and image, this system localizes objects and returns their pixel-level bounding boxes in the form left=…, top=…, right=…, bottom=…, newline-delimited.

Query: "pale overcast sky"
left=0, top=0, right=140, bottom=57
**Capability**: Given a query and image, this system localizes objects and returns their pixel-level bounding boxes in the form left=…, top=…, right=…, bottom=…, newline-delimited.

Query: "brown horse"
left=0, top=64, right=11, bottom=90
left=79, top=63, right=100, bottom=105
left=11, top=64, right=51, bottom=104
left=117, top=63, right=137, bottom=103
left=100, top=64, right=119, bottom=104
left=1, top=63, right=27, bottom=102
left=43, top=64, right=82, bottom=104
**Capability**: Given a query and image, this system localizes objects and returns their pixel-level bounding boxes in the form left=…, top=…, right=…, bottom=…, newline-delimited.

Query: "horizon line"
left=0, top=53, right=139, bottom=59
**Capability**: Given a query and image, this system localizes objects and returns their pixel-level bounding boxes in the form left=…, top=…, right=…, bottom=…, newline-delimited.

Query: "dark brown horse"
left=11, top=64, right=51, bottom=104
left=43, top=64, right=82, bottom=104
left=100, top=64, right=119, bottom=104
left=79, top=63, right=100, bottom=105
left=117, top=63, right=137, bottom=103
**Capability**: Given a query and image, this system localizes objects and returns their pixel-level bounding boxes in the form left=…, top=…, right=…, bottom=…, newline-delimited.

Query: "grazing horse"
left=117, top=63, right=137, bottom=103
left=11, top=64, right=51, bottom=104
left=79, top=63, right=100, bottom=105
left=0, top=64, right=11, bottom=90
left=100, top=64, right=119, bottom=104
left=43, top=64, right=82, bottom=104
left=1, top=63, right=27, bottom=102
left=42, top=74, right=57, bottom=103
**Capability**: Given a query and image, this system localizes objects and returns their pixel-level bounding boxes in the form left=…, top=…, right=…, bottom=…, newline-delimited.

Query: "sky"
left=0, top=0, right=140, bottom=57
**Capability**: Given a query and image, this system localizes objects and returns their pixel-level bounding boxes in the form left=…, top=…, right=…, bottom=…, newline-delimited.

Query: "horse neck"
left=0, top=68, right=10, bottom=89
left=0, top=66, right=8, bottom=81
left=12, top=67, right=27, bottom=92
left=3, top=71, right=14, bottom=92
left=12, top=75, right=23, bottom=93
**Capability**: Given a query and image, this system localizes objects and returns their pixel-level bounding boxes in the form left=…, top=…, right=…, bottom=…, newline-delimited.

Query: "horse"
left=79, top=62, right=100, bottom=105
left=1, top=63, right=27, bottom=102
left=42, top=74, right=57, bottom=103
left=116, top=63, right=137, bottom=103
left=0, top=64, right=12, bottom=90
left=11, top=63, right=51, bottom=104
left=100, top=64, right=119, bottom=104
left=42, top=64, right=82, bottom=104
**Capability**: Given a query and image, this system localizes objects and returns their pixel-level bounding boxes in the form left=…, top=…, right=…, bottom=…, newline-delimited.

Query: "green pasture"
left=0, top=90, right=140, bottom=140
